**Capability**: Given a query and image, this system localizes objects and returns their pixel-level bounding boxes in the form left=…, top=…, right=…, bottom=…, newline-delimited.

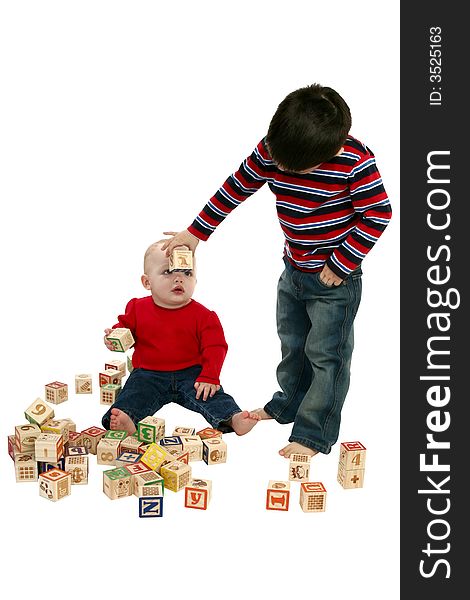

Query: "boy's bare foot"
left=253, top=407, right=273, bottom=420
left=230, top=410, right=261, bottom=436
left=279, top=442, right=318, bottom=458
left=110, top=408, right=136, bottom=435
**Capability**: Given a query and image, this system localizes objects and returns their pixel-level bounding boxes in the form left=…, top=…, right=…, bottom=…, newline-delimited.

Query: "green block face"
left=108, top=339, right=125, bottom=352
left=138, top=423, right=157, bottom=444
left=104, top=430, right=128, bottom=440
left=105, top=467, right=129, bottom=481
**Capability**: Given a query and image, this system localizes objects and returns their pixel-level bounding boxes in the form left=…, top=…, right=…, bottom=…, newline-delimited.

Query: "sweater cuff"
left=326, top=257, right=353, bottom=280
left=196, top=375, right=221, bottom=386
left=188, top=224, right=210, bottom=242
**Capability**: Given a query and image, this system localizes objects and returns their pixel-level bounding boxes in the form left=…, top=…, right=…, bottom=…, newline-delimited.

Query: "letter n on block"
left=266, top=480, right=290, bottom=511
left=139, top=496, right=163, bottom=518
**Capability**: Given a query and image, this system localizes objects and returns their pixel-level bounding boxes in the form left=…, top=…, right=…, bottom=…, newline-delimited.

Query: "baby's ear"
left=141, top=274, right=151, bottom=290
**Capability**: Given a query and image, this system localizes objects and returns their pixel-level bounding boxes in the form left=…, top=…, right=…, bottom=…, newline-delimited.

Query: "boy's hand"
left=320, top=264, right=344, bottom=287
left=194, top=381, right=220, bottom=401
left=161, top=229, right=200, bottom=256
left=103, top=328, right=115, bottom=351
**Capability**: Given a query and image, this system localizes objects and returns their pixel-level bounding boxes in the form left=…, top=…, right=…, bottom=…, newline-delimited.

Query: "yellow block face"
left=141, top=443, right=170, bottom=471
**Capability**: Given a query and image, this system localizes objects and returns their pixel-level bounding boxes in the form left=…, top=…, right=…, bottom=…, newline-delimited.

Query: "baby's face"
left=142, top=246, right=196, bottom=309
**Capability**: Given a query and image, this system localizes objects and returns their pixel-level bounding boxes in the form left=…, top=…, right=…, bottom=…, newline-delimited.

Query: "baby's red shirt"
left=113, top=297, right=228, bottom=385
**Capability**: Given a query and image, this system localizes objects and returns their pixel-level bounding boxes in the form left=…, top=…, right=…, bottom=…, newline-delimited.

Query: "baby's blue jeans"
left=263, top=258, right=362, bottom=454
left=101, top=365, right=241, bottom=433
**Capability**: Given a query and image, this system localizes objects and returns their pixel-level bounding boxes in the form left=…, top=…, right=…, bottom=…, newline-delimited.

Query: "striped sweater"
left=188, top=136, right=392, bottom=278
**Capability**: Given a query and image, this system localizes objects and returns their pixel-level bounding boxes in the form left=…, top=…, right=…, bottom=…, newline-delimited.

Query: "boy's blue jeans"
left=101, top=365, right=241, bottom=433
left=263, top=258, right=362, bottom=454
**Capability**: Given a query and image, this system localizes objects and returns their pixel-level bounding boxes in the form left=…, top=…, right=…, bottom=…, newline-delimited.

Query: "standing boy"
left=162, top=84, right=392, bottom=458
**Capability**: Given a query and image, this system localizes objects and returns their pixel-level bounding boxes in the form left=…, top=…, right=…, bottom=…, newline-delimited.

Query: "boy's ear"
left=141, top=274, right=151, bottom=290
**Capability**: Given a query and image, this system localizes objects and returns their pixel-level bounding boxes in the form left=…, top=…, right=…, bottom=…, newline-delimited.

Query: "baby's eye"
left=163, top=269, right=171, bottom=275
left=183, top=270, right=193, bottom=277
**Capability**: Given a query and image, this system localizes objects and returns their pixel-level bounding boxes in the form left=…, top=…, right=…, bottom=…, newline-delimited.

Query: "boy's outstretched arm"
left=161, top=229, right=200, bottom=256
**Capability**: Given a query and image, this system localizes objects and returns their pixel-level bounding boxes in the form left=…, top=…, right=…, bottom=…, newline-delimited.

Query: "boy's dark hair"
left=266, top=84, right=351, bottom=172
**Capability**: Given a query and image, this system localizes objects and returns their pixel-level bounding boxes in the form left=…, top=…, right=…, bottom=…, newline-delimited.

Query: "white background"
left=0, top=1, right=399, bottom=597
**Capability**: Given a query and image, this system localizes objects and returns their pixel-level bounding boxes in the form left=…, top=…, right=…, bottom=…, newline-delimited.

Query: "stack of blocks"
left=337, top=441, right=366, bottom=489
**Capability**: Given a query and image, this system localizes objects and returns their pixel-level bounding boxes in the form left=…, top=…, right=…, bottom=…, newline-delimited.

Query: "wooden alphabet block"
left=196, top=427, right=223, bottom=440
left=66, top=445, right=88, bottom=457
left=15, top=452, right=38, bottom=482
left=299, top=482, right=327, bottom=512
left=169, top=247, right=193, bottom=272
left=337, top=465, right=365, bottom=489
left=106, top=328, right=135, bottom=353
left=266, top=481, right=290, bottom=511
left=159, top=436, right=183, bottom=453
left=165, top=447, right=190, bottom=465
left=15, top=423, right=41, bottom=452
left=38, top=458, right=66, bottom=474
left=133, top=471, right=165, bottom=497
left=127, top=354, right=134, bottom=374
left=100, top=384, right=121, bottom=405
left=45, top=381, right=68, bottom=405
left=81, top=427, right=106, bottom=455
left=66, top=431, right=84, bottom=447
left=140, top=443, right=173, bottom=472
left=115, top=451, right=143, bottom=468
left=339, top=441, right=367, bottom=471
left=41, top=418, right=71, bottom=443
left=65, top=455, right=89, bottom=485
left=139, top=496, right=163, bottom=518
left=39, top=468, right=71, bottom=501
left=24, top=398, right=54, bottom=427
left=172, top=426, right=196, bottom=436
left=288, top=453, right=311, bottom=482
left=137, top=416, right=166, bottom=444
left=97, top=438, right=121, bottom=465
left=103, top=467, right=132, bottom=500
left=202, top=438, right=227, bottom=465
left=35, top=433, right=64, bottom=463
left=120, top=435, right=144, bottom=454
left=99, top=369, right=122, bottom=387
left=124, top=461, right=151, bottom=477
left=8, top=434, right=16, bottom=460
left=184, top=478, right=212, bottom=510
left=75, top=373, right=93, bottom=394
left=105, top=359, right=126, bottom=376
left=181, top=436, right=203, bottom=462
left=160, top=460, right=192, bottom=492
left=61, top=418, right=77, bottom=432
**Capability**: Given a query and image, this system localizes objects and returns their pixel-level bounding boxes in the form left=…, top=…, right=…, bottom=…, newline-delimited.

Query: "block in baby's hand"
left=106, top=328, right=135, bottom=352
left=169, top=247, right=193, bottom=272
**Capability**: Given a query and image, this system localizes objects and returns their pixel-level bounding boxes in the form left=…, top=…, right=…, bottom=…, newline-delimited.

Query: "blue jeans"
left=263, top=258, right=362, bottom=454
left=101, top=365, right=241, bottom=433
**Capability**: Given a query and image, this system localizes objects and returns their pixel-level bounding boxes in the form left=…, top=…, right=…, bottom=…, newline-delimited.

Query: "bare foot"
left=253, top=407, right=273, bottom=420
left=110, top=408, right=136, bottom=435
left=279, top=442, right=318, bottom=458
left=230, top=410, right=261, bottom=436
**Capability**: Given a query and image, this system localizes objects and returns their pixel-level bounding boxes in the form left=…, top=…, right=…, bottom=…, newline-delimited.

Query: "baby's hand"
left=161, top=229, right=200, bottom=256
left=103, top=328, right=115, bottom=351
left=194, top=381, right=220, bottom=401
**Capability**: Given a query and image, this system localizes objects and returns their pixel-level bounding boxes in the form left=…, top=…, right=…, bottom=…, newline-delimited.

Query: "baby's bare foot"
left=230, top=410, right=261, bottom=436
left=279, top=442, right=318, bottom=458
left=110, top=408, right=136, bottom=435
left=253, top=407, right=273, bottom=420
